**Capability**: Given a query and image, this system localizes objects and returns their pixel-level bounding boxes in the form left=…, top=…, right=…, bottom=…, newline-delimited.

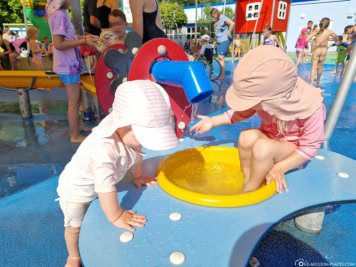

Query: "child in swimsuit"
left=330, top=36, right=348, bottom=75
left=191, top=46, right=325, bottom=194
left=27, top=28, right=46, bottom=71
left=295, top=28, right=308, bottom=68
left=306, top=17, right=338, bottom=86
left=342, top=25, right=352, bottom=44
left=232, top=34, right=243, bottom=61
left=262, top=26, right=285, bottom=52
left=344, top=33, right=356, bottom=76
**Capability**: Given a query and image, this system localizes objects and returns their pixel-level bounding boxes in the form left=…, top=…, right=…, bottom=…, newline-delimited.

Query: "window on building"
left=277, top=1, right=287, bottom=20
left=246, top=3, right=261, bottom=21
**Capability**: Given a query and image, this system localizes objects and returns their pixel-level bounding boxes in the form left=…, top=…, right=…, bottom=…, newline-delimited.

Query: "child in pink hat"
left=57, top=80, right=178, bottom=266
left=191, top=45, right=326, bottom=195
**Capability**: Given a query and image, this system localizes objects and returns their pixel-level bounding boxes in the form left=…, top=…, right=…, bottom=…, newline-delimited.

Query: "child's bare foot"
left=65, top=256, right=81, bottom=267
left=331, top=71, right=336, bottom=74
left=70, top=135, right=87, bottom=143
left=79, top=125, right=93, bottom=132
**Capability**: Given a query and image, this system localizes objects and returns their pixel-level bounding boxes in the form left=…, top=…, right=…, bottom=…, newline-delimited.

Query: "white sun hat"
left=201, top=34, right=210, bottom=41
left=93, top=80, right=178, bottom=151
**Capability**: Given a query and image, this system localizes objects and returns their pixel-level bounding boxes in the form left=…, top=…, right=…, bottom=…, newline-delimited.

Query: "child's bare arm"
left=52, top=35, right=96, bottom=50
left=98, top=191, right=123, bottom=222
left=30, top=40, right=44, bottom=54
left=266, top=152, right=306, bottom=193
left=98, top=191, right=147, bottom=231
left=306, top=31, right=316, bottom=42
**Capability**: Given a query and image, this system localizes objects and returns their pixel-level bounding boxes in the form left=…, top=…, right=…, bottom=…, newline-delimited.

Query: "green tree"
left=0, top=0, right=24, bottom=28
left=224, top=6, right=235, bottom=20
left=160, top=2, right=188, bottom=31
left=197, top=6, right=214, bottom=37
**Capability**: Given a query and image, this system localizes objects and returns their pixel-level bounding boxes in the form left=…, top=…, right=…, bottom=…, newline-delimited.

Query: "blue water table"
left=80, top=35, right=356, bottom=267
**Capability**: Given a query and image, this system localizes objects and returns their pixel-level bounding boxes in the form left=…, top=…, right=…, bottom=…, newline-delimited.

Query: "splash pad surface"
left=157, top=146, right=276, bottom=207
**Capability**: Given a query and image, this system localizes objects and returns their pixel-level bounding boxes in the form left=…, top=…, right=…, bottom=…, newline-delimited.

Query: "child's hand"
left=134, top=175, right=157, bottom=189
left=112, top=210, right=147, bottom=232
left=266, top=164, right=288, bottom=194
left=190, top=114, right=214, bottom=134
left=86, top=34, right=100, bottom=42
left=86, top=40, right=97, bottom=49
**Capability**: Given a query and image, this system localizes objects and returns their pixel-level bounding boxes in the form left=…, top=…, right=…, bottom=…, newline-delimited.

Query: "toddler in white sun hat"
left=57, top=79, right=178, bottom=267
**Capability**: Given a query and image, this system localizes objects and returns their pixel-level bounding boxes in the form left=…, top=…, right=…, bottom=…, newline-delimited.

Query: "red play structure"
left=235, top=0, right=291, bottom=34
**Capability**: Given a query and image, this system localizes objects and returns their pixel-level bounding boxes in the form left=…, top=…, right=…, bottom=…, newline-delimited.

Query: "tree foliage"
left=0, top=0, right=24, bottom=28
left=160, top=2, right=188, bottom=30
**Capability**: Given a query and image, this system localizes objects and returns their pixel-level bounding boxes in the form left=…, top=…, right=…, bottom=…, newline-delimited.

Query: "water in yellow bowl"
left=168, top=160, right=245, bottom=195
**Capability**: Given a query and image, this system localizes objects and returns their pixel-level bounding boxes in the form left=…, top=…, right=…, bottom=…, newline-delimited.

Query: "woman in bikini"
left=306, top=18, right=338, bottom=86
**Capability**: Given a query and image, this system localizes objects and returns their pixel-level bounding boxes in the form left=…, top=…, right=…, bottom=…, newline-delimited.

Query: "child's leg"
left=238, top=49, right=241, bottom=60
left=64, top=227, right=81, bottom=266
left=331, top=62, right=338, bottom=74
left=316, top=60, right=324, bottom=85
left=340, top=62, right=345, bottom=76
left=239, top=130, right=297, bottom=193
left=238, top=129, right=264, bottom=181
left=65, top=83, right=87, bottom=143
left=310, top=59, right=318, bottom=85
left=59, top=200, right=91, bottom=267
left=296, top=50, right=303, bottom=68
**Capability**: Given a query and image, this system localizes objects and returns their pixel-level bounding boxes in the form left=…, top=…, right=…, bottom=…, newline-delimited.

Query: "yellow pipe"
left=0, top=71, right=97, bottom=97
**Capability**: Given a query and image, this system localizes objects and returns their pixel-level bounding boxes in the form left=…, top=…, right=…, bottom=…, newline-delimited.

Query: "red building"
left=235, top=0, right=291, bottom=34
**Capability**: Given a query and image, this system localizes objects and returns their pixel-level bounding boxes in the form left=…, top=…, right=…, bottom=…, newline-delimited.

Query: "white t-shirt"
left=57, top=131, right=144, bottom=203
left=3, top=33, right=13, bottom=42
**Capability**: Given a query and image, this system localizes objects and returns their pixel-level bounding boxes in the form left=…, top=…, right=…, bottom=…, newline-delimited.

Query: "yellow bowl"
left=157, top=146, right=276, bottom=207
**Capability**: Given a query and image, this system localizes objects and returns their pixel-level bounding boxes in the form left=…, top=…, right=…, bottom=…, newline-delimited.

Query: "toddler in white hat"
left=57, top=80, right=178, bottom=267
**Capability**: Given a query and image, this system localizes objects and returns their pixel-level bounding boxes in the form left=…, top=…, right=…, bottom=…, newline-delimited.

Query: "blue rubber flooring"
left=0, top=61, right=355, bottom=266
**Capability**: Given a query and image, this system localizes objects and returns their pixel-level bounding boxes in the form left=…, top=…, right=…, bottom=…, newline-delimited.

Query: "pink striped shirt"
left=225, top=104, right=326, bottom=160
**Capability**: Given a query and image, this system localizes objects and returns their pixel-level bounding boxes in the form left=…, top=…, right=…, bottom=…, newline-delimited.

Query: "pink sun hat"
left=93, top=80, right=178, bottom=151
left=301, top=28, right=308, bottom=33
left=226, top=45, right=323, bottom=121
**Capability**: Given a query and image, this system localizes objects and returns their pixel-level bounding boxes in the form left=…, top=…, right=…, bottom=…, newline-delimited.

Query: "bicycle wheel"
left=210, top=58, right=222, bottom=80
left=200, top=60, right=212, bottom=78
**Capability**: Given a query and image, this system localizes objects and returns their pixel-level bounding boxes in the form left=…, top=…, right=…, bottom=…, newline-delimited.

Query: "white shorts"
left=59, top=199, right=91, bottom=228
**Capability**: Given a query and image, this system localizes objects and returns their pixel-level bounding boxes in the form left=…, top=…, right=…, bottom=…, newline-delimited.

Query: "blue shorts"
left=58, top=73, right=81, bottom=85
left=217, top=40, right=231, bottom=56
